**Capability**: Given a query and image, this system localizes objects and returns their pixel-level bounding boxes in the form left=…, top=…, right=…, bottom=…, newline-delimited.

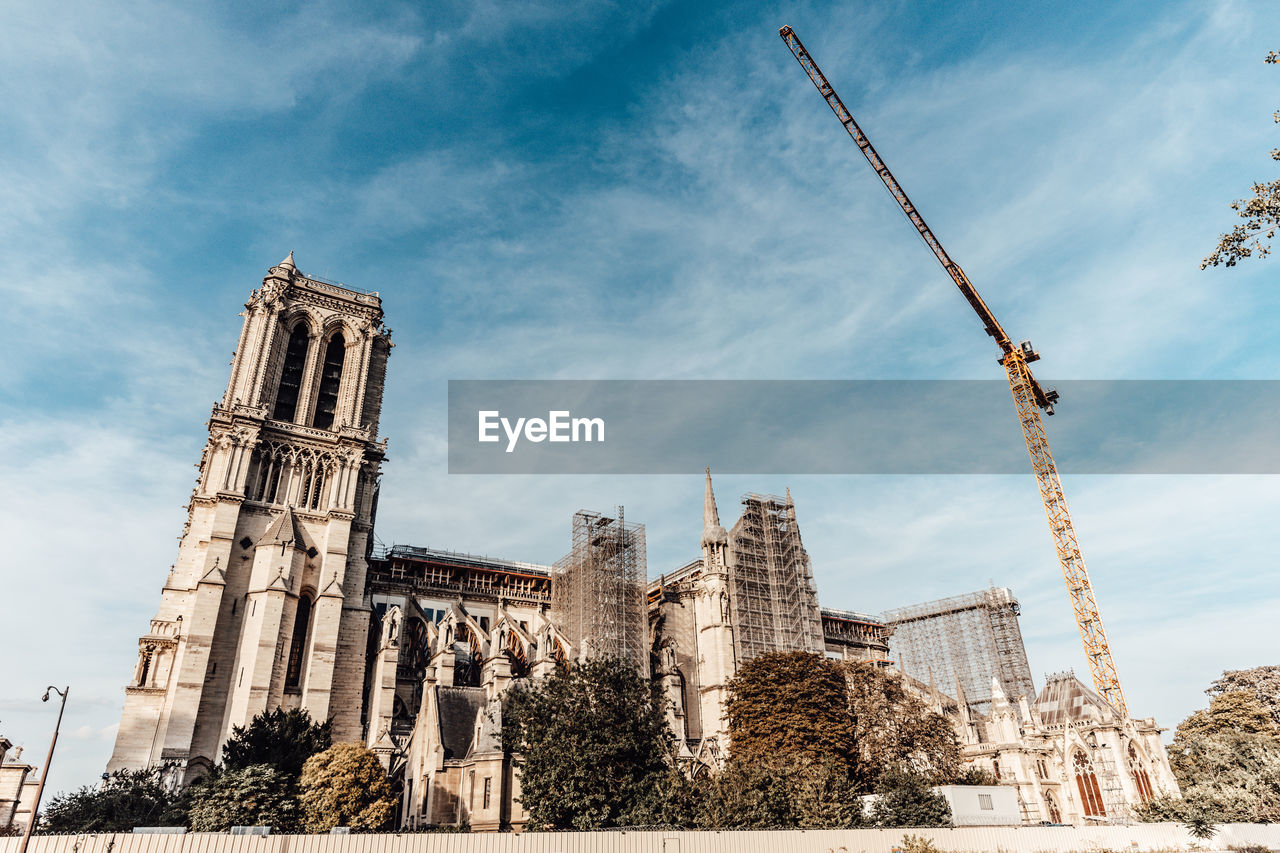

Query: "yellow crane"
left=779, top=25, right=1128, bottom=716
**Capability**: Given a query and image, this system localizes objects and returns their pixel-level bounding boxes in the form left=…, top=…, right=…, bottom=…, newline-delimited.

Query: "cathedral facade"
left=109, top=254, right=392, bottom=780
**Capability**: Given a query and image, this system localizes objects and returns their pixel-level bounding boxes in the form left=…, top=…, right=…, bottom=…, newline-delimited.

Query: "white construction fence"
left=4, top=824, right=1280, bottom=853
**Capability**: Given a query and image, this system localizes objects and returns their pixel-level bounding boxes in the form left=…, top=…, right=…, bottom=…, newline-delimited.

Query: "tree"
left=725, top=651, right=854, bottom=773
left=38, top=768, right=183, bottom=834
left=1176, top=690, right=1277, bottom=740
left=869, top=765, right=952, bottom=828
left=843, top=662, right=960, bottom=787
left=696, top=759, right=865, bottom=829
left=221, top=707, right=332, bottom=779
left=1208, top=665, right=1280, bottom=727
left=298, top=742, right=395, bottom=832
left=501, top=657, right=672, bottom=830
left=186, top=765, right=300, bottom=832
left=1202, top=52, right=1280, bottom=268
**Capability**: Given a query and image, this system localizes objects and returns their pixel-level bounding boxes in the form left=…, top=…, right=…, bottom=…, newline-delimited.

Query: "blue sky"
left=1, top=0, right=1277, bottom=796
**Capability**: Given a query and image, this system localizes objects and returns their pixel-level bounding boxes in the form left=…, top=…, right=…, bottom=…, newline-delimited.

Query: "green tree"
left=221, top=707, right=332, bottom=779
left=186, top=765, right=300, bottom=832
left=843, top=662, right=960, bottom=787
left=39, top=768, right=183, bottom=834
left=1176, top=691, right=1277, bottom=740
left=1202, top=51, right=1280, bottom=268
left=696, top=759, right=865, bottom=829
left=298, top=742, right=395, bottom=832
left=501, top=657, right=672, bottom=830
left=725, top=651, right=854, bottom=773
left=1208, top=665, right=1280, bottom=727
left=870, top=766, right=952, bottom=828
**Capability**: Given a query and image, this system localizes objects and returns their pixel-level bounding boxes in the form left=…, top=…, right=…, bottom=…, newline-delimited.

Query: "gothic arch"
left=1072, top=749, right=1106, bottom=818
left=1126, top=740, right=1155, bottom=803
left=270, top=317, right=315, bottom=423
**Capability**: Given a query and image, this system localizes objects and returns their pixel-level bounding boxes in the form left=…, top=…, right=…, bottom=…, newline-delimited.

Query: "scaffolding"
left=727, top=492, right=825, bottom=662
left=883, top=586, right=1036, bottom=716
left=551, top=508, right=649, bottom=677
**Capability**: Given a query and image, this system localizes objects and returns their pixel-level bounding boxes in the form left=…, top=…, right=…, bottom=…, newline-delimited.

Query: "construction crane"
left=779, top=25, right=1128, bottom=717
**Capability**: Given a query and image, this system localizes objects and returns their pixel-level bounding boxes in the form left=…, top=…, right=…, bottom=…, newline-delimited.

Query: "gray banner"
left=447, top=380, right=1280, bottom=474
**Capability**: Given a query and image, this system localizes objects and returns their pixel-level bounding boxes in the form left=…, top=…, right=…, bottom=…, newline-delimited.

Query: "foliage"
left=725, top=651, right=854, bottom=773
left=899, top=834, right=944, bottom=853
left=869, top=765, right=952, bottom=828
left=501, top=656, right=673, bottom=830
left=1203, top=52, right=1280, bottom=268
left=186, top=764, right=300, bottom=832
left=221, top=707, right=332, bottom=779
left=952, top=765, right=998, bottom=786
left=1176, top=690, right=1277, bottom=739
left=38, top=768, right=184, bottom=834
left=696, top=759, right=865, bottom=829
left=843, top=662, right=961, bottom=787
left=298, top=742, right=395, bottom=832
left=1139, top=674, right=1280, bottom=825
left=1208, top=665, right=1280, bottom=727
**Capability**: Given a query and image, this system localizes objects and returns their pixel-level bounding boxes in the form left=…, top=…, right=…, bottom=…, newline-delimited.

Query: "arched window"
left=273, top=325, right=310, bottom=422
left=285, top=595, right=313, bottom=688
left=1073, top=750, right=1106, bottom=818
left=1128, top=742, right=1154, bottom=803
left=1044, top=790, right=1062, bottom=823
left=312, top=333, right=345, bottom=430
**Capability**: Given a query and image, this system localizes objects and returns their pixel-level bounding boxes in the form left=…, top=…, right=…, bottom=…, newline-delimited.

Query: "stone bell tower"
left=108, top=253, right=393, bottom=781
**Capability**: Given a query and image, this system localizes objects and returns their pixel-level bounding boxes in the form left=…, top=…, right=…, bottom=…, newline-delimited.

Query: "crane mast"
left=779, top=25, right=1128, bottom=716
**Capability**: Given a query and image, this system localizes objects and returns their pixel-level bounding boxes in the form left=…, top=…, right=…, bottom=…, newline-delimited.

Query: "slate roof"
left=1034, top=672, right=1119, bottom=725
left=436, top=685, right=486, bottom=760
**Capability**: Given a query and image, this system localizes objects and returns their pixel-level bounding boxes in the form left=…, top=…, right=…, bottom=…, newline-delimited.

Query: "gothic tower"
left=694, top=468, right=736, bottom=757
left=108, top=253, right=393, bottom=781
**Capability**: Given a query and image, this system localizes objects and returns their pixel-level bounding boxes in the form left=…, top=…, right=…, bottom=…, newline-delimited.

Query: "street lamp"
left=18, top=686, right=68, bottom=853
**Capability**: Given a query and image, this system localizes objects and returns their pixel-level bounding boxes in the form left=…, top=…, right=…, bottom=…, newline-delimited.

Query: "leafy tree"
left=1208, top=666, right=1280, bottom=727
left=696, top=759, right=865, bottom=829
left=298, top=742, right=395, bottom=832
left=221, top=707, right=332, bottom=779
left=1177, top=691, right=1277, bottom=740
left=186, top=765, right=300, bottom=832
left=1203, top=51, right=1280, bottom=268
left=870, top=765, right=951, bottom=828
left=843, top=662, right=960, bottom=787
left=39, top=768, right=183, bottom=833
left=725, top=651, right=854, bottom=774
left=501, top=657, right=672, bottom=830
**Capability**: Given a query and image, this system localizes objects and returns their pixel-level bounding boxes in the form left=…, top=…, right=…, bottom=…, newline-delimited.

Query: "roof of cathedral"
left=1034, top=671, right=1120, bottom=726
left=436, top=685, right=486, bottom=760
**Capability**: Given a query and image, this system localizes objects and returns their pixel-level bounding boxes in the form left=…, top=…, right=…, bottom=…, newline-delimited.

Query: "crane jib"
left=779, top=24, right=1128, bottom=717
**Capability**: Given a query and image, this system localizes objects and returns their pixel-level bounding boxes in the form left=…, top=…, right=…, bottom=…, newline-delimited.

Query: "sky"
left=1, top=0, right=1278, bottom=798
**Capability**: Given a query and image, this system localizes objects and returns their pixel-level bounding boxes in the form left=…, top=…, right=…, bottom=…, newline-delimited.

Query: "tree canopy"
left=186, top=765, right=301, bottom=832
left=298, top=742, right=395, bottom=832
left=501, top=657, right=673, bottom=830
left=1202, top=51, right=1280, bottom=268
left=221, top=707, right=332, bottom=779
left=1208, top=665, right=1280, bottom=727
left=725, top=651, right=854, bottom=773
left=38, top=768, right=184, bottom=834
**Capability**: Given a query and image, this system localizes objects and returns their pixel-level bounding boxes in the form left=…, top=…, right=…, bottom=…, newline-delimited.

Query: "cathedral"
left=109, top=257, right=1177, bottom=829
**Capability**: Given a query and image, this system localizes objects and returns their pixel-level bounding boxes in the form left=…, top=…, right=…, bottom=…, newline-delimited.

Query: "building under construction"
left=727, top=492, right=825, bottom=660
left=883, top=586, right=1035, bottom=716
left=552, top=508, right=649, bottom=676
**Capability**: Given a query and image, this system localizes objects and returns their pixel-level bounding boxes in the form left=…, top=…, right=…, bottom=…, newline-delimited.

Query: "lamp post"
left=18, top=686, right=68, bottom=853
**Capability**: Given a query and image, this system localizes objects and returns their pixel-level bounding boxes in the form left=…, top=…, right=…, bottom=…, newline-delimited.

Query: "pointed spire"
left=701, top=467, right=728, bottom=548
left=279, top=250, right=296, bottom=271
left=991, top=676, right=1010, bottom=707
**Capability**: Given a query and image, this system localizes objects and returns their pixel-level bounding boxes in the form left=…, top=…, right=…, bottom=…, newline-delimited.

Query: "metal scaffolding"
left=551, top=508, right=649, bottom=677
left=727, top=492, right=825, bottom=662
left=883, top=586, right=1035, bottom=716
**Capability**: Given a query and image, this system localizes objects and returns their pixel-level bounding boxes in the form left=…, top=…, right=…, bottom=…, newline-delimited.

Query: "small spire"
left=701, top=467, right=728, bottom=548
left=279, top=250, right=296, bottom=270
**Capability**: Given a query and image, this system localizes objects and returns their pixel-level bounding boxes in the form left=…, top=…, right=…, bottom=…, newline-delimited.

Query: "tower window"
left=312, top=333, right=345, bottom=430
left=286, top=594, right=313, bottom=687
left=273, top=325, right=310, bottom=422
